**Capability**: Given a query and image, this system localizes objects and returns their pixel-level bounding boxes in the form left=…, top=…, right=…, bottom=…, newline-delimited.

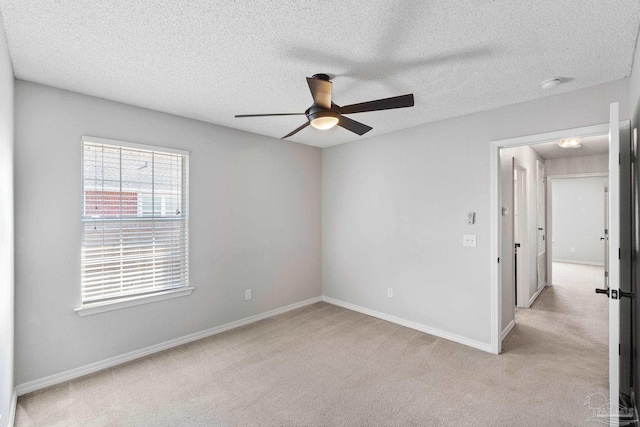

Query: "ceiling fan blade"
left=281, top=121, right=310, bottom=139
left=340, top=94, right=414, bottom=114
left=235, top=113, right=305, bottom=118
left=338, top=116, right=372, bottom=136
left=306, top=77, right=332, bottom=109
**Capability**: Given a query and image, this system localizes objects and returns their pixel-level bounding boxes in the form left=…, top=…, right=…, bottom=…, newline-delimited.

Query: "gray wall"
left=14, top=81, right=322, bottom=384
left=552, top=177, right=606, bottom=265
left=323, top=79, right=629, bottom=346
left=0, top=17, right=14, bottom=427
left=545, top=154, right=608, bottom=176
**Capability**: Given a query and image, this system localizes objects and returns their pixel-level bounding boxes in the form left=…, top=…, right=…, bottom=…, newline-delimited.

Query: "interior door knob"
left=595, top=288, right=610, bottom=297
left=620, top=290, right=635, bottom=299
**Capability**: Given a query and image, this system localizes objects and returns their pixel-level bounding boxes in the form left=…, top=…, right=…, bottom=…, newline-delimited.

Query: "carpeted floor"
left=15, top=262, right=607, bottom=426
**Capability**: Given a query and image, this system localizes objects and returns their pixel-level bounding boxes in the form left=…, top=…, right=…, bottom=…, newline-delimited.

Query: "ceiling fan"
left=235, top=74, right=414, bottom=139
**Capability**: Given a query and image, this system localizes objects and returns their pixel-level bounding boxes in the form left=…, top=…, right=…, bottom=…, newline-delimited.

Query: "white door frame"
left=545, top=172, right=608, bottom=289
left=489, top=123, right=610, bottom=354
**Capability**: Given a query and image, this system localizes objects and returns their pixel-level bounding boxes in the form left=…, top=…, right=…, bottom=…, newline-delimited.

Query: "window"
left=79, top=137, right=190, bottom=313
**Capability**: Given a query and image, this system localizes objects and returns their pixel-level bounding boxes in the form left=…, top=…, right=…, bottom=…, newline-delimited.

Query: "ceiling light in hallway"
left=557, top=137, right=582, bottom=148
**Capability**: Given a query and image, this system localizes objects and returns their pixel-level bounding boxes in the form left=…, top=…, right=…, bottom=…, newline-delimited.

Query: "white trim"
left=18, top=296, right=322, bottom=395
left=490, top=122, right=609, bottom=356
left=492, top=123, right=610, bottom=148
left=75, top=287, right=194, bottom=316
left=552, top=259, right=605, bottom=266
left=547, top=172, right=609, bottom=179
left=527, top=283, right=547, bottom=308
left=501, top=319, right=515, bottom=340
left=8, top=388, right=17, bottom=427
left=321, top=296, right=493, bottom=353
left=82, top=135, right=189, bottom=156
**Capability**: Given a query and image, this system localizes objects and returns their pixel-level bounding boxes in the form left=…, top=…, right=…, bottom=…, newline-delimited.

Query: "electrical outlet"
left=245, top=289, right=252, bottom=300
left=387, top=288, right=393, bottom=298
left=463, top=235, right=477, bottom=247
left=570, top=247, right=576, bottom=253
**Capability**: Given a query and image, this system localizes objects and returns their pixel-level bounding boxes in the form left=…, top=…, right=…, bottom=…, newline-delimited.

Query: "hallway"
left=504, top=261, right=608, bottom=424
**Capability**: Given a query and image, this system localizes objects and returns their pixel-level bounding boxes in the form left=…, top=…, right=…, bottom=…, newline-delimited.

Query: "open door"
left=513, top=161, right=528, bottom=308
left=536, top=160, right=546, bottom=288
left=596, top=103, right=634, bottom=424
left=604, top=102, right=620, bottom=421
left=604, top=180, right=609, bottom=298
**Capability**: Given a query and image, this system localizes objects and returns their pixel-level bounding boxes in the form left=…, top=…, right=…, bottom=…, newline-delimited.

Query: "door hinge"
left=619, top=248, right=621, bottom=260
left=497, top=257, right=500, bottom=264
left=605, top=271, right=608, bottom=277
left=619, top=344, right=621, bottom=355
left=619, top=152, right=620, bottom=164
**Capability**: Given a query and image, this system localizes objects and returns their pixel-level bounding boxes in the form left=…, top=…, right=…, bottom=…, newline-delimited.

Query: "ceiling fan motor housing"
left=311, top=73, right=331, bottom=81
left=306, top=103, right=341, bottom=121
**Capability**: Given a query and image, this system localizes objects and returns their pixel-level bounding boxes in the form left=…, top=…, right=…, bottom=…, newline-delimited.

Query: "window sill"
left=74, top=287, right=194, bottom=317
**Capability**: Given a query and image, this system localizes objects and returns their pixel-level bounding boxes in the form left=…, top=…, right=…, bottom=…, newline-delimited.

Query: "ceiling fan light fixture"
left=308, top=109, right=340, bottom=130
left=557, top=137, right=582, bottom=148
left=310, top=116, right=339, bottom=130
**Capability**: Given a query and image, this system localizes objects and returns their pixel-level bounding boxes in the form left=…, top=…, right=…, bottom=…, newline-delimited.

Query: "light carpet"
left=15, top=262, right=607, bottom=426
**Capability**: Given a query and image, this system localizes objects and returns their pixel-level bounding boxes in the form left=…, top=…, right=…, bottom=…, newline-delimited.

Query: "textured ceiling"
left=0, top=1, right=639, bottom=148
left=531, top=134, right=609, bottom=159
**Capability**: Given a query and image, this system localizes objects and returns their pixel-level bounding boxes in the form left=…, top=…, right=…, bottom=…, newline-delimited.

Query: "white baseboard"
left=8, top=387, right=17, bottom=427
left=501, top=319, right=515, bottom=340
left=321, top=296, right=492, bottom=353
left=553, top=259, right=604, bottom=267
left=16, top=296, right=322, bottom=396
left=527, top=283, right=547, bottom=308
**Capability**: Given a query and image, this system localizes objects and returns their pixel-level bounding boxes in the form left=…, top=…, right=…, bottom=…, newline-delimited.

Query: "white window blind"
left=81, top=138, right=189, bottom=304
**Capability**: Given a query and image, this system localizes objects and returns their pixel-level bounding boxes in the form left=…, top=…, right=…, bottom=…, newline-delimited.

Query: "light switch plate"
left=463, top=235, right=477, bottom=247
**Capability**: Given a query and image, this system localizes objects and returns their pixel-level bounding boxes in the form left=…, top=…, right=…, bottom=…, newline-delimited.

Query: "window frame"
left=75, top=136, right=192, bottom=316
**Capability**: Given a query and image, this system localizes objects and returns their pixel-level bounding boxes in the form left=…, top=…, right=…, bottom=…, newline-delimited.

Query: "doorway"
left=490, top=109, right=633, bottom=421
left=548, top=175, right=608, bottom=279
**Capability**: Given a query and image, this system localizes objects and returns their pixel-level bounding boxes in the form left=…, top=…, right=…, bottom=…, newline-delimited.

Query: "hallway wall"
left=552, top=177, right=606, bottom=265
left=545, top=153, right=608, bottom=176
